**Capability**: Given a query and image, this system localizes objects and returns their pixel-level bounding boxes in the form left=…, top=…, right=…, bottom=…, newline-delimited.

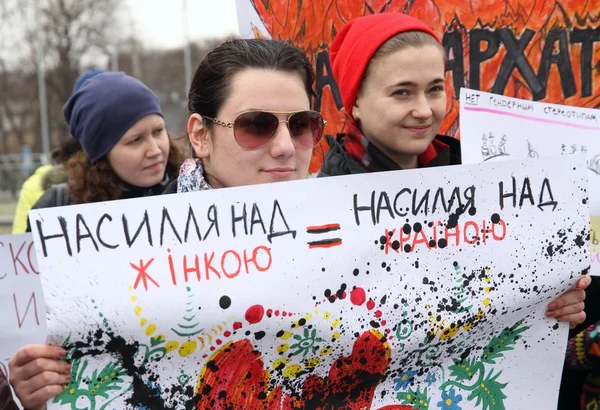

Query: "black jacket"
left=162, top=179, right=177, bottom=195
left=318, top=134, right=462, bottom=178
left=26, top=172, right=175, bottom=232
left=0, top=371, right=18, bottom=410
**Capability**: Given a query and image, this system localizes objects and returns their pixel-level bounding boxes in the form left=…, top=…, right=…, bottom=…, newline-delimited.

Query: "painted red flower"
left=195, top=330, right=413, bottom=409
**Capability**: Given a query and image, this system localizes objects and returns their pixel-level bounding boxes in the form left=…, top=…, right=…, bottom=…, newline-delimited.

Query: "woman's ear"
left=188, top=114, right=210, bottom=159
left=351, top=104, right=360, bottom=122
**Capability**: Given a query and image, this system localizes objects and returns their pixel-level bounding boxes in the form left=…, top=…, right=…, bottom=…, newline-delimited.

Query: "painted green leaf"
left=467, top=369, right=508, bottom=410
left=481, top=321, right=530, bottom=364
left=396, top=386, right=430, bottom=410
left=448, top=357, right=479, bottom=382
left=150, top=334, right=166, bottom=347
left=84, top=361, right=127, bottom=399
left=53, top=357, right=91, bottom=406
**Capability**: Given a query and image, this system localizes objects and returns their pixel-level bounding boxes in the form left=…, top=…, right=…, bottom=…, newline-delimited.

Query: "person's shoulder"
left=435, top=134, right=462, bottom=165
left=42, top=165, right=68, bottom=191
left=318, top=135, right=365, bottom=178
left=32, top=183, right=69, bottom=210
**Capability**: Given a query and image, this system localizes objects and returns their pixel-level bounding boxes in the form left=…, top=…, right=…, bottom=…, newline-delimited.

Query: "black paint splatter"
left=219, top=296, right=232, bottom=309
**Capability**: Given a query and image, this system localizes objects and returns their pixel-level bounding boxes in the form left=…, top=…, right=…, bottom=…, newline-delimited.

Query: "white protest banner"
left=0, top=233, right=47, bottom=408
left=459, top=88, right=600, bottom=270
left=31, top=156, right=587, bottom=410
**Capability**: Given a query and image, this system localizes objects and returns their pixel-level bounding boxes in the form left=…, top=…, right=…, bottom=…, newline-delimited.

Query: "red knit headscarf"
left=329, top=13, right=445, bottom=169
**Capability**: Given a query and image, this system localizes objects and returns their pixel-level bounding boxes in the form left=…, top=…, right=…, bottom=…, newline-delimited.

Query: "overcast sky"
left=126, top=0, right=240, bottom=48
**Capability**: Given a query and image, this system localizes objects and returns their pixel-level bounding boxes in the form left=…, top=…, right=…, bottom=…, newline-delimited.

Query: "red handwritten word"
left=384, top=219, right=507, bottom=254
left=168, top=246, right=272, bottom=286
left=131, top=246, right=273, bottom=291
left=0, top=240, right=38, bottom=277
left=13, top=292, right=41, bottom=328
left=131, top=258, right=159, bottom=291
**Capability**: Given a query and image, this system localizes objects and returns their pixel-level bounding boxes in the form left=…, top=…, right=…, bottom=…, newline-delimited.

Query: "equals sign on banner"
left=306, top=224, right=342, bottom=249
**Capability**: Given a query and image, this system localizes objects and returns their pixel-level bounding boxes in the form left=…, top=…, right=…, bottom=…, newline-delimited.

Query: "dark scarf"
left=342, top=123, right=450, bottom=172
left=121, top=168, right=174, bottom=199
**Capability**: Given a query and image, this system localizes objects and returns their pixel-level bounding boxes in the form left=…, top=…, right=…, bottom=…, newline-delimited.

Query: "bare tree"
left=0, top=0, right=38, bottom=153
left=33, top=0, right=124, bottom=138
left=0, top=0, right=124, bottom=154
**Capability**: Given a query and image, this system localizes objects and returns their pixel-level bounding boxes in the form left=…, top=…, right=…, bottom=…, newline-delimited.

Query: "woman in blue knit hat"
left=29, top=71, right=183, bottom=210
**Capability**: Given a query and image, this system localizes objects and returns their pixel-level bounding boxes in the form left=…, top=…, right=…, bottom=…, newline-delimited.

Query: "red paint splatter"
left=283, top=311, right=288, bottom=317
left=216, top=339, right=222, bottom=345
left=233, top=322, right=242, bottom=330
left=210, top=346, right=215, bottom=351
left=350, top=288, right=366, bottom=306
left=267, top=309, right=273, bottom=317
left=224, top=331, right=232, bottom=338
left=275, top=310, right=280, bottom=316
left=341, top=291, right=347, bottom=299
left=367, top=299, right=376, bottom=310
left=381, top=320, right=387, bottom=326
left=375, top=310, right=382, bottom=318
left=195, top=331, right=393, bottom=409
left=245, top=305, right=265, bottom=324
left=195, top=339, right=282, bottom=408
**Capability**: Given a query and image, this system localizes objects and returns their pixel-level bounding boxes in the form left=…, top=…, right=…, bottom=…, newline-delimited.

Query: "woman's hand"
left=8, top=344, right=70, bottom=410
left=546, top=275, right=591, bottom=328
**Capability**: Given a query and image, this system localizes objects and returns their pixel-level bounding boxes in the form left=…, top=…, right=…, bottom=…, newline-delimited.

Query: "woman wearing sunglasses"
left=6, top=38, right=325, bottom=410
left=162, top=38, right=324, bottom=194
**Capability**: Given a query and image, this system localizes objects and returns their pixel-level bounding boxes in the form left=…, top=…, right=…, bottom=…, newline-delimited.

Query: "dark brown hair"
left=184, top=38, right=316, bottom=156
left=64, top=137, right=184, bottom=204
left=51, top=137, right=83, bottom=165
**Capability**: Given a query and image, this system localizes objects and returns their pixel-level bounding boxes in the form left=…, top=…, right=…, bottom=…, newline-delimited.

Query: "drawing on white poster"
left=460, top=88, right=598, bottom=270
left=30, top=156, right=588, bottom=410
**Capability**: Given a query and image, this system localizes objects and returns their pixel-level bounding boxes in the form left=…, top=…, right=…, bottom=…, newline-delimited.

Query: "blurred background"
left=0, top=0, right=239, bottom=232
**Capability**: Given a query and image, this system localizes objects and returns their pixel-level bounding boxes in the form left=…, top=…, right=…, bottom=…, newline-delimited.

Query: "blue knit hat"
left=63, top=72, right=163, bottom=164
left=73, top=69, right=106, bottom=93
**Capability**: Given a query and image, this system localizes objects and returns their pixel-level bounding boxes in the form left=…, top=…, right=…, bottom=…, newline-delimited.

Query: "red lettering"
left=492, top=219, right=507, bottom=241
left=592, top=252, right=600, bottom=264
left=400, top=229, right=411, bottom=251
left=431, top=221, right=440, bottom=245
left=27, top=242, right=39, bottom=274
left=204, top=252, right=221, bottom=280
left=445, top=225, right=460, bottom=246
left=10, top=242, right=28, bottom=275
left=411, top=230, right=431, bottom=250
left=463, top=221, right=479, bottom=245
left=384, top=229, right=398, bottom=254
left=130, top=258, right=159, bottom=291
left=221, top=250, right=241, bottom=279
left=168, top=249, right=177, bottom=285
left=184, top=254, right=201, bottom=282
left=481, top=220, right=488, bottom=244
left=13, top=292, right=40, bottom=328
left=244, top=246, right=272, bottom=273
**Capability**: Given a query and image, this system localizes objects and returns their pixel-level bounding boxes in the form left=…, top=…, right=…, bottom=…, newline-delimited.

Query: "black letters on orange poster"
left=314, top=26, right=600, bottom=104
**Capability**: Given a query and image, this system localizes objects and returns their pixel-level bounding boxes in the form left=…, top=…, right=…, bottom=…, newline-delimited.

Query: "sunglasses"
left=204, top=110, right=327, bottom=150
